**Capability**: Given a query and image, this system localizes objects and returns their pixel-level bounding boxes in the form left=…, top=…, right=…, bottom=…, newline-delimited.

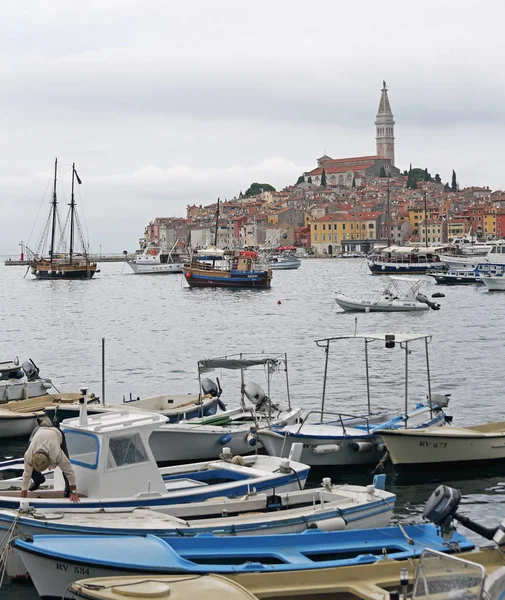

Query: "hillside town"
left=140, top=82, right=505, bottom=257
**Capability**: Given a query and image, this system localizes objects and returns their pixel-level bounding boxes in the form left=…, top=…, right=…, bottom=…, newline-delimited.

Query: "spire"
left=377, top=81, right=392, bottom=116
left=375, top=81, right=395, bottom=166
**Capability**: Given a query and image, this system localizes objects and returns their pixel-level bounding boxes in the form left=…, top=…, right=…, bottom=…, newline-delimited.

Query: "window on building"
left=368, top=223, right=374, bottom=229
left=314, top=225, right=318, bottom=230
left=334, top=224, right=337, bottom=230
left=314, top=234, right=318, bottom=241
left=362, top=224, right=366, bottom=230
left=322, top=235, right=326, bottom=241
left=322, top=224, right=326, bottom=230
left=342, top=224, right=346, bottom=230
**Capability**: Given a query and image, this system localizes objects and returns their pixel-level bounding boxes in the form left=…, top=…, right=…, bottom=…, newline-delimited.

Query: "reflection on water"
left=1, top=259, right=505, bottom=597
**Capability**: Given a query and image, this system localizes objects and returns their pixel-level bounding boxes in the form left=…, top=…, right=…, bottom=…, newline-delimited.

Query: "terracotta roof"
left=307, top=163, right=375, bottom=176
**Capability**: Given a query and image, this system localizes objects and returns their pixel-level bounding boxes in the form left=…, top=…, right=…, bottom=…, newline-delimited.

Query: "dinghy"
left=12, top=524, right=474, bottom=599
left=378, top=420, right=505, bottom=472
left=258, top=332, right=450, bottom=467
left=334, top=276, right=440, bottom=312
left=0, top=392, right=84, bottom=438
left=0, top=401, right=309, bottom=511
left=149, top=354, right=302, bottom=464
left=0, top=475, right=395, bottom=579
left=0, top=358, right=54, bottom=403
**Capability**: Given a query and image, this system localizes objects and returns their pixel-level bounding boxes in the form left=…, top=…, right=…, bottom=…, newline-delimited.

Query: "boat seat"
left=164, top=478, right=209, bottom=491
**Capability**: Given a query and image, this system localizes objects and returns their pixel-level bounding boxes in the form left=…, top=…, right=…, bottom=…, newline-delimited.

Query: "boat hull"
left=368, top=261, right=445, bottom=275
left=31, top=262, right=98, bottom=280
left=0, top=380, right=52, bottom=402
left=379, top=427, right=505, bottom=472
left=268, top=259, right=301, bottom=270
left=127, top=262, right=183, bottom=274
left=334, top=293, right=429, bottom=312
left=13, top=525, right=474, bottom=599
left=481, top=276, right=505, bottom=291
left=0, top=414, right=38, bottom=438
left=184, top=268, right=272, bottom=289
left=429, top=272, right=481, bottom=285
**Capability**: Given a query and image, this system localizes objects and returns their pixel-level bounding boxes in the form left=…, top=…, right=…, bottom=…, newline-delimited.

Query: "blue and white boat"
left=0, top=475, right=396, bottom=579
left=367, top=245, right=446, bottom=274
left=12, top=524, right=474, bottom=598
left=258, top=332, right=451, bottom=467
left=0, top=403, right=309, bottom=511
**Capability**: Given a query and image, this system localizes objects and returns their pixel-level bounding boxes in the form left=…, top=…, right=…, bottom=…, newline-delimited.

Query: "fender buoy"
left=185, top=272, right=191, bottom=278
left=219, top=433, right=232, bottom=445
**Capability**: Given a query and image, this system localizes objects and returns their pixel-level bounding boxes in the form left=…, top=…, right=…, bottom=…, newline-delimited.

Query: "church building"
left=303, top=82, right=400, bottom=187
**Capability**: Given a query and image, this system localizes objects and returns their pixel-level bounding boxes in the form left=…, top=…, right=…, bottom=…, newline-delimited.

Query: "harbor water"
left=2, top=258, right=505, bottom=598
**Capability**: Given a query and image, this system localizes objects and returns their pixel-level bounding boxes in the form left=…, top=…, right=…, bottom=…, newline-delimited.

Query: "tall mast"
left=213, top=198, right=220, bottom=267
left=386, top=178, right=391, bottom=246
left=49, top=158, right=58, bottom=264
left=69, top=163, right=76, bottom=264
left=424, top=190, right=428, bottom=248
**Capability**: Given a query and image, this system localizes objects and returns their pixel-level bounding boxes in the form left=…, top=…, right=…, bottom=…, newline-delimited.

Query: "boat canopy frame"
left=197, top=353, right=291, bottom=412
left=314, top=330, right=434, bottom=427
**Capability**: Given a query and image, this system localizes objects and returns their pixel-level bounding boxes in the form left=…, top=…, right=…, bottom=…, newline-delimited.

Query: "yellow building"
left=447, top=220, right=470, bottom=240
left=310, top=212, right=381, bottom=255
left=484, top=211, right=497, bottom=237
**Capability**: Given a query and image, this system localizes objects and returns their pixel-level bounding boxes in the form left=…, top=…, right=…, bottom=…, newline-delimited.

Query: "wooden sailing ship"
left=29, top=158, right=98, bottom=279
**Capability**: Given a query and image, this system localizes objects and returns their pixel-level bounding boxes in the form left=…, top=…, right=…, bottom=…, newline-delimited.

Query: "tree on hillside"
left=379, top=166, right=386, bottom=177
left=296, top=175, right=305, bottom=185
left=243, top=182, right=276, bottom=198
left=403, top=170, right=408, bottom=176
left=352, top=177, right=356, bottom=188
left=434, top=174, right=442, bottom=184
left=321, top=169, right=327, bottom=187
left=424, top=168, right=431, bottom=181
left=451, top=170, right=458, bottom=192
left=444, top=183, right=451, bottom=192
left=239, top=190, right=243, bottom=199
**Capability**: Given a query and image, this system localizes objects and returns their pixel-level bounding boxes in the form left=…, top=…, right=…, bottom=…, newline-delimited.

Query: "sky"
left=1, top=0, right=505, bottom=255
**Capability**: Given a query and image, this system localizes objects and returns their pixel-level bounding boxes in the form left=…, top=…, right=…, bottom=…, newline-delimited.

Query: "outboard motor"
left=428, top=393, right=451, bottom=408
left=424, top=484, right=502, bottom=542
left=201, top=378, right=219, bottom=398
left=22, top=359, right=40, bottom=381
left=416, top=293, right=441, bottom=311
left=243, top=381, right=278, bottom=412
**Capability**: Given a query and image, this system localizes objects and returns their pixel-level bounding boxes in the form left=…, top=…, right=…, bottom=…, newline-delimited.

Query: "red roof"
left=307, top=163, right=375, bottom=176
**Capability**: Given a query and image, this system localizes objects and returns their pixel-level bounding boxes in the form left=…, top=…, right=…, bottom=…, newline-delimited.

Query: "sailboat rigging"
left=28, top=158, right=98, bottom=279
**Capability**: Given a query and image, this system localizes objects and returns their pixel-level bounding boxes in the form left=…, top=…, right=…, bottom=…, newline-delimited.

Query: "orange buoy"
left=277, top=300, right=282, bottom=305
left=185, top=272, right=191, bottom=278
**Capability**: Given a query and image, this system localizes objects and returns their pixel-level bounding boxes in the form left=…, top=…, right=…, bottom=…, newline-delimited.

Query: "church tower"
left=375, top=81, right=395, bottom=166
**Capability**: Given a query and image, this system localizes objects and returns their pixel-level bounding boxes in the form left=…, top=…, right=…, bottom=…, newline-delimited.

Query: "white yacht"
left=127, top=242, right=184, bottom=274
left=440, top=239, right=505, bottom=270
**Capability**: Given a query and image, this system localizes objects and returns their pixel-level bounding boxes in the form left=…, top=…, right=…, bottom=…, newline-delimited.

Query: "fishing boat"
left=266, top=247, right=301, bottom=270
left=28, top=158, right=98, bottom=279
left=0, top=475, right=395, bottom=579
left=183, top=200, right=272, bottom=289
left=378, top=420, right=505, bottom=472
left=148, top=354, right=302, bottom=464
left=257, top=332, right=450, bottom=467
left=0, top=392, right=83, bottom=438
left=43, top=391, right=221, bottom=425
left=367, top=245, right=446, bottom=274
left=428, top=268, right=482, bottom=285
left=126, top=241, right=185, bottom=274
left=11, top=523, right=474, bottom=599
left=69, top=547, right=505, bottom=600
left=0, top=402, right=309, bottom=511
left=334, top=276, right=441, bottom=312
left=0, top=358, right=53, bottom=403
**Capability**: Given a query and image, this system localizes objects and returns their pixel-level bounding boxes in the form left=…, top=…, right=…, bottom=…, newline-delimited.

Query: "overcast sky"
left=1, top=0, right=504, bottom=255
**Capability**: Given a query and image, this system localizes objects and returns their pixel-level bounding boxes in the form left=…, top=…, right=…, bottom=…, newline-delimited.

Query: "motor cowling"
left=416, top=293, right=441, bottom=311
left=243, top=382, right=267, bottom=405
left=201, top=378, right=219, bottom=397
left=22, top=361, right=40, bottom=380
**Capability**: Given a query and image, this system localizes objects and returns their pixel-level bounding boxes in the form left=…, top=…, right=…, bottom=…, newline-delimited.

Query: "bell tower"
left=375, top=81, right=395, bottom=166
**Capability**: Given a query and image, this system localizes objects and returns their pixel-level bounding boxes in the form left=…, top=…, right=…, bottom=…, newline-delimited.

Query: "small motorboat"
left=0, top=392, right=84, bottom=438
left=127, top=241, right=185, bottom=274
left=378, top=420, right=505, bottom=472
left=335, top=276, right=441, bottom=312
left=0, top=358, right=54, bottom=403
left=12, top=524, right=474, bottom=598
left=428, top=268, right=482, bottom=285
left=258, top=332, right=450, bottom=467
left=0, top=475, right=395, bottom=579
left=481, top=271, right=505, bottom=291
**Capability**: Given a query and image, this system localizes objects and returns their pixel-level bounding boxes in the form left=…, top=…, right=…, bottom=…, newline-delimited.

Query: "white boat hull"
left=440, top=255, right=481, bottom=270
left=0, top=414, right=37, bottom=438
left=0, top=380, right=52, bottom=402
left=335, top=293, right=429, bottom=312
left=150, top=409, right=302, bottom=463
left=481, top=276, right=505, bottom=291
left=127, top=262, right=183, bottom=274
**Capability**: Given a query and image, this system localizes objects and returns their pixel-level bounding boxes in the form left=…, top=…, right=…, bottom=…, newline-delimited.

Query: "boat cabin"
left=58, top=408, right=169, bottom=498
left=0, top=360, right=25, bottom=380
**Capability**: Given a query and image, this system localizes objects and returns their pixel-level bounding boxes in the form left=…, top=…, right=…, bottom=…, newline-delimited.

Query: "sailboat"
left=29, top=158, right=98, bottom=280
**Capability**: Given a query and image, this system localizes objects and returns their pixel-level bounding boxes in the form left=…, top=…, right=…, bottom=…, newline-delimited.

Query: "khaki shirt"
left=22, top=427, right=76, bottom=492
